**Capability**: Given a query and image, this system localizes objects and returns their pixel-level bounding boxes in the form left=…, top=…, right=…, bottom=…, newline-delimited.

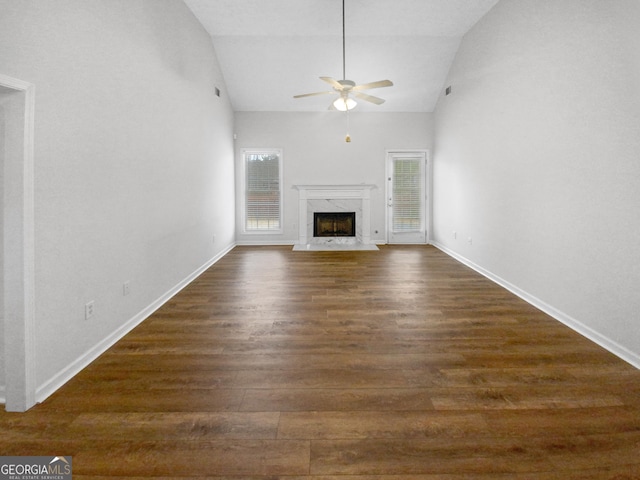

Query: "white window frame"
left=242, top=148, right=284, bottom=234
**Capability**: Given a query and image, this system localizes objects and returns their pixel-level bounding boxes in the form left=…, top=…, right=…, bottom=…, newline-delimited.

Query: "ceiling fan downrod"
left=342, top=0, right=346, bottom=80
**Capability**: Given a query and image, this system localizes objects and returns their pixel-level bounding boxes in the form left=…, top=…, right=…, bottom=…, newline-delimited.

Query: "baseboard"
left=0, top=385, right=5, bottom=405
left=432, top=242, right=640, bottom=370
left=35, top=243, right=237, bottom=404
left=235, top=240, right=296, bottom=246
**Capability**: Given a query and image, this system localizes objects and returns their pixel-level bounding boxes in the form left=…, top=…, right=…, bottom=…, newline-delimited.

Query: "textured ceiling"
left=183, top=0, right=499, bottom=112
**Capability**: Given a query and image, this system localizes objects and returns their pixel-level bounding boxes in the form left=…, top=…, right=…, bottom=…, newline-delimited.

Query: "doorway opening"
left=0, top=74, right=36, bottom=412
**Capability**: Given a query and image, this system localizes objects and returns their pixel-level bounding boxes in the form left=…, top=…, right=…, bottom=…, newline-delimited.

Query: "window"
left=243, top=149, right=283, bottom=232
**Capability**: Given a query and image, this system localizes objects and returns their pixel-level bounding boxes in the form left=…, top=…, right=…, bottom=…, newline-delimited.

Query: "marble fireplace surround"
left=293, top=184, right=378, bottom=251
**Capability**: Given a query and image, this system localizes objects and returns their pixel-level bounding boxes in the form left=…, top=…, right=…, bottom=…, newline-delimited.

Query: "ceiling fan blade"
left=353, top=91, right=386, bottom=105
left=293, top=90, right=334, bottom=99
left=352, top=80, right=393, bottom=91
left=320, top=76, right=344, bottom=90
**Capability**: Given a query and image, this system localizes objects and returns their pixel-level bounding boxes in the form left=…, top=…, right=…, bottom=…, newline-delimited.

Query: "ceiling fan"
left=293, top=0, right=393, bottom=111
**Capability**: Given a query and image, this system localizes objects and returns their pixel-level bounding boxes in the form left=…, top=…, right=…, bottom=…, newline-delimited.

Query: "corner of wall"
left=35, top=242, right=236, bottom=404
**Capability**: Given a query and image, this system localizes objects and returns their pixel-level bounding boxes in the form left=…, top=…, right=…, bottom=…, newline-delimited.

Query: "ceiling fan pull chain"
left=345, top=107, right=351, bottom=142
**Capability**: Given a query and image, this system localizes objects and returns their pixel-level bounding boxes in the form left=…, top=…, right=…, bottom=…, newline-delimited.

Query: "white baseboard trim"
left=235, top=240, right=296, bottom=246
left=432, top=242, right=640, bottom=370
left=35, top=243, right=237, bottom=404
left=0, top=385, right=5, bottom=405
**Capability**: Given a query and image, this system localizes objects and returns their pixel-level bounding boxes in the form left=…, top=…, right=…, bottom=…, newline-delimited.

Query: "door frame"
left=0, top=74, right=36, bottom=411
left=385, top=149, right=430, bottom=245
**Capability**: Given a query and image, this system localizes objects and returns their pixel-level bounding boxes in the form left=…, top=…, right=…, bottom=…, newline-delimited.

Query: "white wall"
left=234, top=112, right=433, bottom=245
left=0, top=0, right=235, bottom=404
left=433, top=0, right=640, bottom=364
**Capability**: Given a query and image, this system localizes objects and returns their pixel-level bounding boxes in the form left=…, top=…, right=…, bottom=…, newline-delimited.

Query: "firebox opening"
left=314, top=212, right=356, bottom=237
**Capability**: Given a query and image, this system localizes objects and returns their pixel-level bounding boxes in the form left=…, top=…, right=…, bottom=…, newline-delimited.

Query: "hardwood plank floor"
left=2, top=245, right=640, bottom=478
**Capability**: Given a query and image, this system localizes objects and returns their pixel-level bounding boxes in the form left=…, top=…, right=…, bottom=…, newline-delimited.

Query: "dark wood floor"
left=2, top=245, right=640, bottom=478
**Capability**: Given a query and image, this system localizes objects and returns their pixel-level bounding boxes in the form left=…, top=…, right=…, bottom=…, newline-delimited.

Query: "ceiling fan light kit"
left=333, top=96, right=357, bottom=111
left=293, top=0, right=393, bottom=140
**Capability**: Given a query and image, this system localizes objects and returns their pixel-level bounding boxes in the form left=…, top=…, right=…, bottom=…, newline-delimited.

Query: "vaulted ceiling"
left=183, top=0, right=499, bottom=112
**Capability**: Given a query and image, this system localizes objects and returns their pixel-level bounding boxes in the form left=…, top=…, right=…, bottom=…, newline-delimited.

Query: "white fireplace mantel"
left=293, top=184, right=376, bottom=246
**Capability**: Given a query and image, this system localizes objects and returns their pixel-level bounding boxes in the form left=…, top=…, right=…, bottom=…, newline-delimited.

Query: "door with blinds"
left=386, top=151, right=427, bottom=244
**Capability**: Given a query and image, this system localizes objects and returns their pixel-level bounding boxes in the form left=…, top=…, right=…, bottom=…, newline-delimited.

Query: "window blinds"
left=392, top=158, right=422, bottom=231
left=245, top=153, right=281, bottom=231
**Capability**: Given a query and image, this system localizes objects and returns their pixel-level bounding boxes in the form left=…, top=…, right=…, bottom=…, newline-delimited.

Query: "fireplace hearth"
left=314, top=212, right=356, bottom=237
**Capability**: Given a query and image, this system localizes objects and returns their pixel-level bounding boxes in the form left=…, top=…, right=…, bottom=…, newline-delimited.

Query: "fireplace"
left=292, top=184, right=378, bottom=250
left=314, top=212, right=356, bottom=237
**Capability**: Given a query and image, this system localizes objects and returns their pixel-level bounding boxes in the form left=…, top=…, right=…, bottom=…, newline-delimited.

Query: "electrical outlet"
left=467, top=237, right=473, bottom=245
left=123, top=281, right=130, bottom=296
left=453, top=231, right=457, bottom=239
left=85, top=301, right=95, bottom=320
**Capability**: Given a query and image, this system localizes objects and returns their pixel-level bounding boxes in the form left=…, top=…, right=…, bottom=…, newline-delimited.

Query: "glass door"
left=386, top=151, right=427, bottom=244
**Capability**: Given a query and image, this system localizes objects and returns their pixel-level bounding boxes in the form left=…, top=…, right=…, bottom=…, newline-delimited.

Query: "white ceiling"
left=183, top=0, right=499, bottom=112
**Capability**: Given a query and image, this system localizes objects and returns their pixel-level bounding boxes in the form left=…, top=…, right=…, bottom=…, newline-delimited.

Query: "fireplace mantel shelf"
left=293, top=184, right=376, bottom=201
